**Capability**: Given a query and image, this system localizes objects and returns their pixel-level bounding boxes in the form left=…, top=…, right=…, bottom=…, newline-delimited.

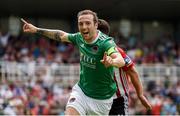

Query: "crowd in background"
left=0, top=29, right=179, bottom=66
left=0, top=72, right=179, bottom=115
left=0, top=29, right=179, bottom=115
left=128, top=79, right=180, bottom=115
left=111, top=31, right=180, bottom=65
left=0, top=76, right=71, bottom=115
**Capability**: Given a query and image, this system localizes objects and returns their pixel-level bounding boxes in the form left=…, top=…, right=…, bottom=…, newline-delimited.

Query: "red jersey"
left=114, top=47, right=134, bottom=98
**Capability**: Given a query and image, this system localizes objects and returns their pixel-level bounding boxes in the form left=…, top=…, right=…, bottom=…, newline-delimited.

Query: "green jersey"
left=68, top=31, right=117, bottom=99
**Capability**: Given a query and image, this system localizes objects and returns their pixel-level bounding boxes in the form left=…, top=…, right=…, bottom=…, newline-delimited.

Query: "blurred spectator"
left=161, top=97, right=177, bottom=115
left=150, top=94, right=163, bottom=115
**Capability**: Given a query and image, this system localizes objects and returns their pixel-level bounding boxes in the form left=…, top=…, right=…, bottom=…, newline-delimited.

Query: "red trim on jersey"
left=123, top=64, right=134, bottom=71
left=114, top=73, right=121, bottom=97
left=119, top=68, right=128, bottom=96
left=121, top=69, right=129, bottom=94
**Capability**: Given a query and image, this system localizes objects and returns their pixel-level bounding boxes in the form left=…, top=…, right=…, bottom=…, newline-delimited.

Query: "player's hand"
left=21, top=18, right=38, bottom=33
left=100, top=52, right=113, bottom=68
left=138, top=95, right=152, bottom=110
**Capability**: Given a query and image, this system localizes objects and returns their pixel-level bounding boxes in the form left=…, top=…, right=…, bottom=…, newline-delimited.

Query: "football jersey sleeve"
left=68, top=32, right=80, bottom=45
left=103, top=37, right=117, bottom=55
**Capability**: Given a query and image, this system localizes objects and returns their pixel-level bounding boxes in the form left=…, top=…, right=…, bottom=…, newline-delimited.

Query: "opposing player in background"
left=21, top=10, right=125, bottom=115
left=98, top=19, right=152, bottom=115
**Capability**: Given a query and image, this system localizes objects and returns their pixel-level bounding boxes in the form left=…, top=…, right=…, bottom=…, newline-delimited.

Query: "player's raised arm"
left=21, top=18, right=70, bottom=42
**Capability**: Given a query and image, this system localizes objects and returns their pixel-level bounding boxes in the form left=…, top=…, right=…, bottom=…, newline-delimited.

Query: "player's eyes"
left=78, top=23, right=83, bottom=26
left=86, top=22, right=91, bottom=25
left=78, top=22, right=91, bottom=27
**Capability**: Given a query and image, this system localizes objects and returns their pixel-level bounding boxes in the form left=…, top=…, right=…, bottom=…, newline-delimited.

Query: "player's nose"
left=82, top=23, right=88, bottom=29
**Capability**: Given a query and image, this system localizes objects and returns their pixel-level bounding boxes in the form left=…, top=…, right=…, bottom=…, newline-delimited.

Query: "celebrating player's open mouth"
left=82, top=31, right=89, bottom=39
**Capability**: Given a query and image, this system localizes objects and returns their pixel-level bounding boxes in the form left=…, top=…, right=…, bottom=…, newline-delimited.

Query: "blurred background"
left=0, top=0, right=180, bottom=115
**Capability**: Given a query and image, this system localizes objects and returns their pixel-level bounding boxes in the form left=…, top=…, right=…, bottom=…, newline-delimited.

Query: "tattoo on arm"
left=37, top=29, right=45, bottom=35
left=54, top=32, right=61, bottom=41
left=36, top=28, right=61, bottom=42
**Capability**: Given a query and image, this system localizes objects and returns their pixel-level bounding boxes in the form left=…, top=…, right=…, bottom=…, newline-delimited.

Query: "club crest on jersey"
left=92, top=46, right=98, bottom=53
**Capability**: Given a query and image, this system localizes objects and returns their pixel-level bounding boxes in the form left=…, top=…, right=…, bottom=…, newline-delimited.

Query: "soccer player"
left=98, top=19, right=152, bottom=115
left=21, top=10, right=125, bottom=115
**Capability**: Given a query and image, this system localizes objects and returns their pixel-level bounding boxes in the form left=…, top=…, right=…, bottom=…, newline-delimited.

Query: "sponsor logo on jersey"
left=80, top=52, right=96, bottom=69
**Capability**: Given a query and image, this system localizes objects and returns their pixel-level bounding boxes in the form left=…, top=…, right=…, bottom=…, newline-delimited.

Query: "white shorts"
left=66, top=84, right=113, bottom=115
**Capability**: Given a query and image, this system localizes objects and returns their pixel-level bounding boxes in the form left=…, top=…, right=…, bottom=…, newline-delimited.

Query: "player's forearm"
left=128, top=67, right=144, bottom=96
left=111, top=53, right=125, bottom=68
left=112, top=58, right=125, bottom=68
left=36, top=28, right=65, bottom=42
left=127, top=67, right=152, bottom=110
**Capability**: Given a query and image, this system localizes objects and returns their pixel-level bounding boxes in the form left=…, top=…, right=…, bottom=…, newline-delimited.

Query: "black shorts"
left=109, top=95, right=129, bottom=115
